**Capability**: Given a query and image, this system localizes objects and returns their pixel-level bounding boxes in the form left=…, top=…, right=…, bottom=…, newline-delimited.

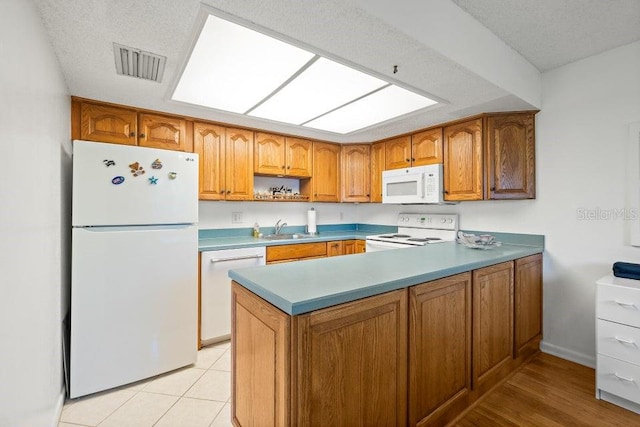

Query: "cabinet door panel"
left=80, top=103, right=137, bottom=145
left=473, top=261, right=514, bottom=392
left=225, top=129, right=254, bottom=200
left=286, top=137, right=312, bottom=177
left=444, top=119, right=483, bottom=201
left=486, top=114, right=535, bottom=199
left=232, top=283, right=290, bottom=427
left=410, top=273, right=471, bottom=427
left=194, top=123, right=225, bottom=200
left=515, top=254, right=542, bottom=356
left=385, top=136, right=412, bottom=170
left=326, top=241, right=344, bottom=257
left=255, top=132, right=285, bottom=175
left=312, top=142, right=341, bottom=202
left=412, top=128, right=443, bottom=166
left=370, top=142, right=386, bottom=203
left=295, top=289, right=407, bottom=426
left=341, top=144, right=370, bottom=202
left=138, top=113, right=188, bottom=151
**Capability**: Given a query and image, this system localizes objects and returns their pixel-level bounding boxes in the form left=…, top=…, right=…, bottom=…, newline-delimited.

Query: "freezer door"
left=70, top=225, right=197, bottom=398
left=72, top=140, right=198, bottom=226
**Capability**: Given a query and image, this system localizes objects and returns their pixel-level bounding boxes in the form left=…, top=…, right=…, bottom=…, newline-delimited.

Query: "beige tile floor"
left=59, top=341, right=232, bottom=427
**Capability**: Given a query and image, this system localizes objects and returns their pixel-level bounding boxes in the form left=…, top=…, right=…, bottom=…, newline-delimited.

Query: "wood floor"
left=454, top=352, right=640, bottom=426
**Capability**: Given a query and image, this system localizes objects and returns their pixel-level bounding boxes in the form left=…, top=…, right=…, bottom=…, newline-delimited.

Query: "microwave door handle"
left=420, top=174, right=425, bottom=199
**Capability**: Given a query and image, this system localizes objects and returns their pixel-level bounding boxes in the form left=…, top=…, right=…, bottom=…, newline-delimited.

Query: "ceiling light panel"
left=172, top=15, right=314, bottom=113
left=304, top=85, right=438, bottom=134
left=248, top=57, right=388, bottom=124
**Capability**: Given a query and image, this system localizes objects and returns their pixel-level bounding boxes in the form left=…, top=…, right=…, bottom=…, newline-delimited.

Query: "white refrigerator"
left=70, top=140, right=198, bottom=398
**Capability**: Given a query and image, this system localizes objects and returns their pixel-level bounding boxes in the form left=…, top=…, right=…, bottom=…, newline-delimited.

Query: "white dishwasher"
left=200, top=246, right=266, bottom=344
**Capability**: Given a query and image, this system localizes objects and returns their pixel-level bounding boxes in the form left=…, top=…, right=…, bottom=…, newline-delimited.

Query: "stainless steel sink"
left=261, top=233, right=315, bottom=240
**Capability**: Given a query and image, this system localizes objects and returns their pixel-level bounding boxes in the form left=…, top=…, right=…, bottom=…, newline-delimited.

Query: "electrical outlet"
left=232, top=212, right=243, bottom=223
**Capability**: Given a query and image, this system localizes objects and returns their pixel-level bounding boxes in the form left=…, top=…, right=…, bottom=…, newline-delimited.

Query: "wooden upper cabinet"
left=138, top=113, right=189, bottom=151
left=225, top=128, right=254, bottom=201
left=409, top=273, right=472, bottom=427
left=485, top=114, right=535, bottom=199
left=412, top=128, right=443, bottom=166
left=76, top=100, right=191, bottom=151
left=310, top=142, right=341, bottom=202
left=254, top=132, right=286, bottom=175
left=444, top=119, right=483, bottom=201
left=254, top=134, right=312, bottom=177
left=285, top=137, right=312, bottom=177
left=385, top=136, right=412, bottom=170
left=472, top=261, right=514, bottom=393
left=193, top=122, right=225, bottom=200
left=370, top=141, right=385, bottom=203
left=80, top=103, right=138, bottom=146
left=341, top=144, right=370, bottom=202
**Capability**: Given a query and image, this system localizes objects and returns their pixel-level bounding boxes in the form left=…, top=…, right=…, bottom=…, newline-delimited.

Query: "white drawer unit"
left=596, top=274, right=640, bottom=414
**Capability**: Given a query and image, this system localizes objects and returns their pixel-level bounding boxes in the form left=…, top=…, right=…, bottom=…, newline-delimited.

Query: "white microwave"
left=382, top=164, right=445, bottom=204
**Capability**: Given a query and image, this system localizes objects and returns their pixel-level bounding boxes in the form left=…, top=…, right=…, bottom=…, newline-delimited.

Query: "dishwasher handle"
left=210, top=254, right=265, bottom=263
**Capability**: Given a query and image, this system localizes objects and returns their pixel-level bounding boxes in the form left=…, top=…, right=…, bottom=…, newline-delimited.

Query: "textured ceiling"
left=32, top=0, right=639, bottom=142
left=452, top=0, right=640, bottom=71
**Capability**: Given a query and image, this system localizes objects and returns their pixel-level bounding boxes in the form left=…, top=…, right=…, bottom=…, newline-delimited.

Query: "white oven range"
left=365, top=213, right=458, bottom=252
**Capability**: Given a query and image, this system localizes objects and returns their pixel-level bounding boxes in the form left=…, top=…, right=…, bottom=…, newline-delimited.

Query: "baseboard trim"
left=540, top=340, right=595, bottom=368
left=52, top=387, right=66, bottom=426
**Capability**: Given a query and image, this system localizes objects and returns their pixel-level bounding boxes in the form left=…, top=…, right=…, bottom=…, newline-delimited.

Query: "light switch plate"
left=232, top=212, right=243, bottom=223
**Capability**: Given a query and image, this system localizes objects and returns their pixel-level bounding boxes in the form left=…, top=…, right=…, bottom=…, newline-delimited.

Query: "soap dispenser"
left=253, top=222, right=260, bottom=237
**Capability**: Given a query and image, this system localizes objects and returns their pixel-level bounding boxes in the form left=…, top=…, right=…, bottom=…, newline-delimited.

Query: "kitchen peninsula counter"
left=229, top=233, right=544, bottom=427
left=229, top=236, right=543, bottom=315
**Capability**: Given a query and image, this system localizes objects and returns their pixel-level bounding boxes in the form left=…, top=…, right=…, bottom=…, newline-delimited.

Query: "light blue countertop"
left=198, top=230, right=373, bottom=251
left=228, top=239, right=544, bottom=315
left=198, top=223, right=395, bottom=251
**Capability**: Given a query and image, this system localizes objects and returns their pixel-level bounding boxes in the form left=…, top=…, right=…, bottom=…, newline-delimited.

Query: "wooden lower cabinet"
left=515, top=254, right=543, bottom=359
left=409, top=273, right=472, bottom=427
left=266, top=242, right=327, bottom=264
left=472, top=261, right=514, bottom=393
left=232, top=283, right=291, bottom=427
left=326, top=240, right=343, bottom=257
left=232, top=283, right=407, bottom=426
left=232, top=256, right=541, bottom=427
left=294, top=289, right=408, bottom=426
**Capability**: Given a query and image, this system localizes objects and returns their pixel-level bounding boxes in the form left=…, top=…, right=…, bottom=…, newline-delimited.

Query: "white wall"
left=199, top=201, right=358, bottom=230
left=0, top=1, right=71, bottom=426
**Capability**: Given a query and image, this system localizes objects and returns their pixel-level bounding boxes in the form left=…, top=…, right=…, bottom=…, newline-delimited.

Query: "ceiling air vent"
left=113, top=43, right=166, bottom=83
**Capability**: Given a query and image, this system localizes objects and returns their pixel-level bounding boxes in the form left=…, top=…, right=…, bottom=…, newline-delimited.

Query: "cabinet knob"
left=366, top=194, right=370, bottom=197
left=282, top=165, right=285, bottom=169
left=405, top=158, right=410, bottom=162
left=411, top=158, right=415, bottom=162
left=226, top=190, right=231, bottom=194
left=130, top=132, right=136, bottom=137
left=139, top=133, right=145, bottom=138
left=444, top=190, right=449, bottom=194
left=287, top=166, right=291, bottom=169
left=314, top=193, right=318, bottom=197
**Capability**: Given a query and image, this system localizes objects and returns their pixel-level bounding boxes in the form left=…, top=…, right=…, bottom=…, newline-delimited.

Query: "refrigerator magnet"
left=129, top=162, right=145, bottom=176
left=151, top=159, right=163, bottom=169
left=111, top=176, right=125, bottom=185
left=168, top=172, right=177, bottom=180
left=103, top=159, right=116, bottom=167
left=149, top=176, right=158, bottom=185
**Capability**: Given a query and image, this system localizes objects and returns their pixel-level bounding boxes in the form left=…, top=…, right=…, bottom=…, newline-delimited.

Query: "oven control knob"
left=447, top=218, right=453, bottom=224
left=441, top=219, right=446, bottom=223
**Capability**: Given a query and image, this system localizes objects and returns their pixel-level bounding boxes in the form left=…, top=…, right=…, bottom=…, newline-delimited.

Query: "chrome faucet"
left=274, top=219, right=287, bottom=235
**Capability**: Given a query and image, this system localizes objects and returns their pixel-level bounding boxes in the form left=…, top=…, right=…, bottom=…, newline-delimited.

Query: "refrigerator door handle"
left=210, top=254, right=265, bottom=263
